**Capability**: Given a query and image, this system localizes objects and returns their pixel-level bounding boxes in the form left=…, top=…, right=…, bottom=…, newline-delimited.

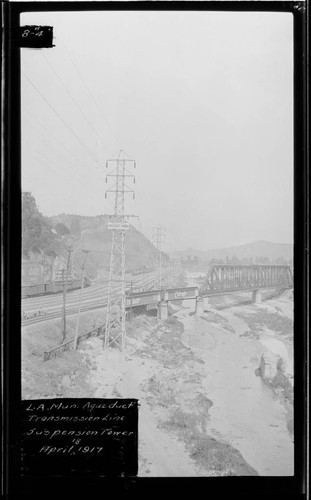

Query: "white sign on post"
left=107, top=222, right=130, bottom=230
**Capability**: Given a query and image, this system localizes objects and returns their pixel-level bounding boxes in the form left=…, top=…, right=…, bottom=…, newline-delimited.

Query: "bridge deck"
left=126, top=281, right=292, bottom=308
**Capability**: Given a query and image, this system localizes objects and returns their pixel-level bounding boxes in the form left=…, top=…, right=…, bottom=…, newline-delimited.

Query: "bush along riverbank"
left=236, top=305, right=293, bottom=437
left=257, top=355, right=293, bottom=435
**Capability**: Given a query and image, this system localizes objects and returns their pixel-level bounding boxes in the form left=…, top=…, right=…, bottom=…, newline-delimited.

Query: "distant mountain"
left=170, top=241, right=293, bottom=263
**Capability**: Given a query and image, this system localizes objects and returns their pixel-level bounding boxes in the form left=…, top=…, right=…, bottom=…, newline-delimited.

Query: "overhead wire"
left=22, top=175, right=82, bottom=208
left=57, top=34, right=120, bottom=152
left=22, top=68, right=120, bottom=218
left=23, top=135, right=87, bottom=191
left=25, top=117, right=92, bottom=184
left=22, top=68, right=113, bottom=190
left=22, top=72, right=109, bottom=177
left=40, top=50, right=114, bottom=159
left=24, top=117, right=106, bottom=202
left=21, top=51, right=141, bottom=236
left=22, top=140, right=104, bottom=214
left=87, top=249, right=160, bottom=258
left=23, top=104, right=105, bottom=181
left=22, top=110, right=113, bottom=212
left=22, top=154, right=98, bottom=215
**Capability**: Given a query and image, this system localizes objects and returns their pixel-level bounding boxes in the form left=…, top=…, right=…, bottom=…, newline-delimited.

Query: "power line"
left=60, top=246, right=164, bottom=260
left=23, top=71, right=105, bottom=172
left=57, top=34, right=120, bottom=151
left=74, top=249, right=90, bottom=349
left=86, top=249, right=159, bottom=258
left=24, top=118, right=107, bottom=202
left=23, top=106, right=110, bottom=195
left=23, top=105, right=104, bottom=182
left=22, top=140, right=104, bottom=213
left=25, top=119, right=94, bottom=186
left=61, top=247, right=73, bottom=342
left=22, top=67, right=111, bottom=189
left=22, top=178, right=82, bottom=209
left=152, top=227, right=166, bottom=289
left=23, top=138, right=89, bottom=191
left=40, top=50, right=114, bottom=158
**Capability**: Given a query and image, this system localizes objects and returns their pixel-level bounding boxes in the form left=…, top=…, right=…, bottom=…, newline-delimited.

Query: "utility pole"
left=61, top=268, right=66, bottom=341
left=104, top=150, right=137, bottom=351
left=152, top=227, right=166, bottom=289
left=61, top=247, right=73, bottom=342
left=73, top=250, right=90, bottom=350
left=129, top=281, right=133, bottom=319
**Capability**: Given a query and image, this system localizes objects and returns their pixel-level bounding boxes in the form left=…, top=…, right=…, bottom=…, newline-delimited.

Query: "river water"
left=174, top=274, right=294, bottom=476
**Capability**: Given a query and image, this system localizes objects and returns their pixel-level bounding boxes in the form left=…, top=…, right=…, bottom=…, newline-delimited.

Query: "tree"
left=39, top=219, right=62, bottom=257
left=231, top=254, right=239, bottom=265
left=22, top=192, right=64, bottom=258
left=22, top=192, right=43, bottom=257
left=55, top=222, right=70, bottom=236
left=276, top=256, right=286, bottom=265
left=70, top=216, right=81, bottom=237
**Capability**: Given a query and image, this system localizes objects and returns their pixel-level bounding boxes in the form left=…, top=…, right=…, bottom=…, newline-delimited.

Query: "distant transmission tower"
left=104, top=150, right=137, bottom=350
left=152, top=227, right=166, bottom=289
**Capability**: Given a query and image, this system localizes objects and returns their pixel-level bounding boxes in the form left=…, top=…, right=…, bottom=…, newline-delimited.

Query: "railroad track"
left=22, top=301, right=110, bottom=326
left=22, top=270, right=170, bottom=326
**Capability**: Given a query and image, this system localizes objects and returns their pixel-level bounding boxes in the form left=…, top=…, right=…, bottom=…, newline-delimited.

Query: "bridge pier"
left=258, top=353, right=279, bottom=379
left=203, top=296, right=211, bottom=312
left=195, top=297, right=204, bottom=316
left=157, top=301, right=168, bottom=321
left=252, top=289, right=262, bottom=304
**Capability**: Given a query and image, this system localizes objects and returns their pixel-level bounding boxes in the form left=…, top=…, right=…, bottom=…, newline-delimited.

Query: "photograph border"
left=2, top=1, right=308, bottom=498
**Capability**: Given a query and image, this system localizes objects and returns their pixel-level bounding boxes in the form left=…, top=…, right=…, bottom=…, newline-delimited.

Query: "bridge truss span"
left=200, top=265, right=293, bottom=296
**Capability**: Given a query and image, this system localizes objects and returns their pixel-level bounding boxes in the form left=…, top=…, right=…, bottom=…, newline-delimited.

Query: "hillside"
left=170, top=240, right=293, bottom=264
left=23, top=193, right=292, bottom=281
left=47, top=214, right=164, bottom=277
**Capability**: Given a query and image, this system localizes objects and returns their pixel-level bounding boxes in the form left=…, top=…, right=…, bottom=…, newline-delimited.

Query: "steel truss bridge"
left=126, top=265, right=293, bottom=309
left=199, top=265, right=293, bottom=296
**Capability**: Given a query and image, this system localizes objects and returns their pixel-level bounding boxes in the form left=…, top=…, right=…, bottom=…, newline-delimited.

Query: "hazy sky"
left=21, top=10, right=293, bottom=251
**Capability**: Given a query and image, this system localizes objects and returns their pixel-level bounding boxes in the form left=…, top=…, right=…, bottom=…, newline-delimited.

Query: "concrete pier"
left=203, top=296, right=211, bottom=312
left=252, top=289, right=262, bottom=304
left=195, top=297, right=204, bottom=316
left=259, top=353, right=279, bottom=379
left=157, top=301, right=168, bottom=321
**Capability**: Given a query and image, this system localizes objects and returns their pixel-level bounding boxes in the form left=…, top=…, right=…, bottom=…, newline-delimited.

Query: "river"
left=174, top=272, right=294, bottom=476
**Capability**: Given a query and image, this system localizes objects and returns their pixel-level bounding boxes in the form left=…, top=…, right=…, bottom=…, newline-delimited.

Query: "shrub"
left=162, top=408, right=200, bottom=431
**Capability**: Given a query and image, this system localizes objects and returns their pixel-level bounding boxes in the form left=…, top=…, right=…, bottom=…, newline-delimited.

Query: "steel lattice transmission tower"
left=104, top=150, right=137, bottom=350
left=152, top=227, right=166, bottom=289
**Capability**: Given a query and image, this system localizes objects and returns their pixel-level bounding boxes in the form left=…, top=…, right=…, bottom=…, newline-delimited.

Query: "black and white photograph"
left=18, top=5, right=297, bottom=478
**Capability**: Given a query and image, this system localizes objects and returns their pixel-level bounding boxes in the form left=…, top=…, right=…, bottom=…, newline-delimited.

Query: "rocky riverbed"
left=22, top=277, right=293, bottom=477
